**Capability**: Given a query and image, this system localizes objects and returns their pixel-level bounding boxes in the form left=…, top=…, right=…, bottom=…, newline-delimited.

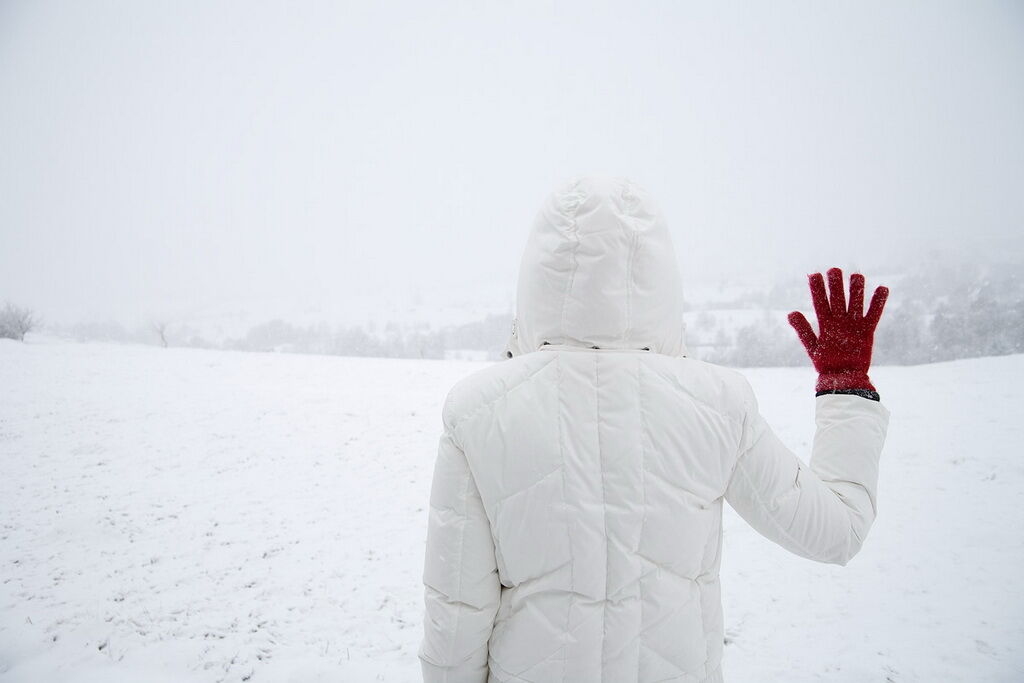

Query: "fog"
left=2, top=0, right=1022, bottom=327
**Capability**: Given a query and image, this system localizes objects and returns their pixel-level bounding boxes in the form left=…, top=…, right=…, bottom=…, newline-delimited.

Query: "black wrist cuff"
left=816, top=388, right=881, bottom=402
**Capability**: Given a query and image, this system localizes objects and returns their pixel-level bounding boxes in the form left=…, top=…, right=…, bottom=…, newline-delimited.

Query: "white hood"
left=506, top=176, right=688, bottom=358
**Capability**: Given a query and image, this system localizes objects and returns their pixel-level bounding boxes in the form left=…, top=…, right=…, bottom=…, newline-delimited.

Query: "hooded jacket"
left=418, top=176, right=890, bottom=682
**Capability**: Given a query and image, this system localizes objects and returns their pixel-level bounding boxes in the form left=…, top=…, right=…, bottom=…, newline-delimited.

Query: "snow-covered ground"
left=1, top=339, right=1021, bottom=682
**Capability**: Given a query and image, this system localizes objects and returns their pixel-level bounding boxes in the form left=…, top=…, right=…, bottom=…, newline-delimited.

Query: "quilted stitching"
left=456, top=351, right=727, bottom=681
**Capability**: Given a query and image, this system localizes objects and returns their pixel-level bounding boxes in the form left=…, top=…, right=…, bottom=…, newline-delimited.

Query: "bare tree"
left=151, top=321, right=169, bottom=348
left=0, top=303, right=38, bottom=341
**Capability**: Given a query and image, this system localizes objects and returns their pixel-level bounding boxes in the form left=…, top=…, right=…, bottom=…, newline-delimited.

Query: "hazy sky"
left=2, top=0, right=1022, bottom=325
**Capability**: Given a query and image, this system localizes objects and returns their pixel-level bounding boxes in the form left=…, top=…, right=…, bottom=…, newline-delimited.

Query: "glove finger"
left=788, top=311, right=818, bottom=352
left=827, top=267, right=847, bottom=315
left=865, top=285, right=890, bottom=327
left=809, top=272, right=830, bottom=326
left=849, top=273, right=865, bottom=318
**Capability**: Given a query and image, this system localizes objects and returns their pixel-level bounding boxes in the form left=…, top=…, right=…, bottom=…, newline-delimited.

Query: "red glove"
left=788, top=267, right=889, bottom=396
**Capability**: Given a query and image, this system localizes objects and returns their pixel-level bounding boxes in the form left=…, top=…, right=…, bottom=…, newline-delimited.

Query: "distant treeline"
left=694, top=260, right=1024, bottom=366
left=45, top=260, right=1024, bottom=366
left=56, top=313, right=513, bottom=361
left=221, top=316, right=511, bottom=360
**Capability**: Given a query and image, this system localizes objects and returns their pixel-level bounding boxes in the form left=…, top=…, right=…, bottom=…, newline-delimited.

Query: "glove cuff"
left=815, top=370, right=875, bottom=394
left=816, top=388, right=881, bottom=401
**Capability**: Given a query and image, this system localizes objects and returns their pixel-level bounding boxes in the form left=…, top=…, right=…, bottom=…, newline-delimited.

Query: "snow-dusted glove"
left=788, top=267, right=889, bottom=398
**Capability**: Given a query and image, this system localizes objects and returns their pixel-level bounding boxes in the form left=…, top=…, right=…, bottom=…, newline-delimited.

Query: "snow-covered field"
left=1, top=339, right=1021, bottom=682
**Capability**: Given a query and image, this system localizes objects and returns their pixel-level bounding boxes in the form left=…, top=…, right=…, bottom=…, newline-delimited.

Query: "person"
left=417, top=176, right=890, bottom=683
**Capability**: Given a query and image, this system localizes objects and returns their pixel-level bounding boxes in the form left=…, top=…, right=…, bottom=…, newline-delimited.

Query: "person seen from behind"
left=418, top=176, right=891, bottom=682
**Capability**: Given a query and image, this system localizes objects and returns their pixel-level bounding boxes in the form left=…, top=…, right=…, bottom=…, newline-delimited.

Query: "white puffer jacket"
left=418, top=177, right=890, bottom=682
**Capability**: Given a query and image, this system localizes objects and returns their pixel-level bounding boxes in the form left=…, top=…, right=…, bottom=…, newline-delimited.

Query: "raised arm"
left=418, top=425, right=501, bottom=683
left=724, top=268, right=891, bottom=565
left=724, top=382, right=890, bottom=565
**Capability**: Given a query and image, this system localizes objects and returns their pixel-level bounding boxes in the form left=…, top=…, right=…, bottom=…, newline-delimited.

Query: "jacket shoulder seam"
left=445, top=354, right=560, bottom=433
left=644, top=362, right=744, bottom=426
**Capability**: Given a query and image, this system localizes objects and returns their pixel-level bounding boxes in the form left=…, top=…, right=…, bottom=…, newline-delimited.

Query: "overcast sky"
left=2, top=0, right=1022, bottom=325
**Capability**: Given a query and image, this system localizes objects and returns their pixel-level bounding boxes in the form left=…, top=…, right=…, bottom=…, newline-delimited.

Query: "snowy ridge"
left=0, top=340, right=1021, bottom=682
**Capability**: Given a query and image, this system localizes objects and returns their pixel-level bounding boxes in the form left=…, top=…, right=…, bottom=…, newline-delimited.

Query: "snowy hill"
left=1, top=340, right=1021, bottom=682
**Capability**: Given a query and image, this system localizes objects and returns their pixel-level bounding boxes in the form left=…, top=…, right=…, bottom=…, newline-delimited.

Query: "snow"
left=1, top=339, right=1021, bottom=682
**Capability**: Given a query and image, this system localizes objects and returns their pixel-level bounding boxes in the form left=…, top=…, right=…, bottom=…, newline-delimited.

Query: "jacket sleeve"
left=418, top=426, right=501, bottom=682
left=723, top=377, right=890, bottom=566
